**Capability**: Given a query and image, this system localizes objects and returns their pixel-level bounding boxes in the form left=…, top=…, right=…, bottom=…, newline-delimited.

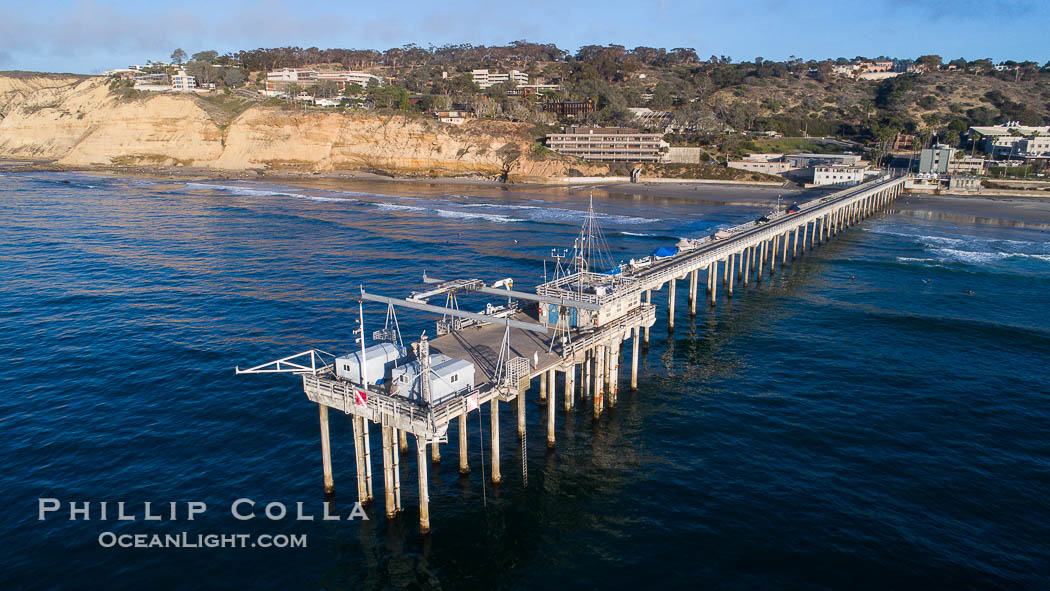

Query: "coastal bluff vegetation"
left=0, top=71, right=777, bottom=182
left=0, top=74, right=601, bottom=179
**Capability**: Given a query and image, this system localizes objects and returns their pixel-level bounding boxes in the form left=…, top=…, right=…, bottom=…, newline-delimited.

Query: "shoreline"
left=5, top=161, right=1050, bottom=220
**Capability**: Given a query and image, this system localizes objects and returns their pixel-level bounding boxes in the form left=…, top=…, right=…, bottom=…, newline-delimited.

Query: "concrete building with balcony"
left=969, top=123, right=1050, bottom=157
left=471, top=69, right=528, bottom=89
left=264, top=68, right=383, bottom=96
left=171, top=70, right=197, bottom=92
left=546, top=127, right=667, bottom=162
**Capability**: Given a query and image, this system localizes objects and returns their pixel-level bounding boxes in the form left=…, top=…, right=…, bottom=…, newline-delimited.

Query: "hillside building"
left=264, top=68, right=383, bottom=96
left=546, top=127, right=667, bottom=162
left=813, top=165, right=868, bottom=186
left=969, top=123, right=1050, bottom=157
left=471, top=69, right=528, bottom=89
left=170, top=70, right=197, bottom=92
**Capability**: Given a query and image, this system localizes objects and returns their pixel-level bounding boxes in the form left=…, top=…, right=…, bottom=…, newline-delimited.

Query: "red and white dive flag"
left=355, top=389, right=367, bottom=405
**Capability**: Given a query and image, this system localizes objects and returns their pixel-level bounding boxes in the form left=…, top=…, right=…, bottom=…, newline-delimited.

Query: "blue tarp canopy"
left=603, top=266, right=622, bottom=275
left=652, top=246, right=679, bottom=258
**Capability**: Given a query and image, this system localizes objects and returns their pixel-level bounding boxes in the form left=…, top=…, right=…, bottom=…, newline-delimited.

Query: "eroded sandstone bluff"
left=0, top=75, right=601, bottom=179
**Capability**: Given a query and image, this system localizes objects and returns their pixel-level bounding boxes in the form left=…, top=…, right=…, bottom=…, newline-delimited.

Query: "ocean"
left=1, top=171, right=1048, bottom=589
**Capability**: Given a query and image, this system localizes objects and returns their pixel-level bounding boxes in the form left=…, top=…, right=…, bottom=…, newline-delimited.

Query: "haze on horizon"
left=0, top=0, right=1047, bottom=74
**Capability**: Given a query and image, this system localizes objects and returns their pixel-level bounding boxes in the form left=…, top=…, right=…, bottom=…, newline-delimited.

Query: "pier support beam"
left=593, top=345, right=605, bottom=419
left=743, top=247, right=751, bottom=286
left=723, top=256, right=729, bottom=285
left=517, top=380, right=526, bottom=438
left=728, top=254, right=735, bottom=297
left=352, top=417, right=368, bottom=505
left=793, top=226, right=800, bottom=259
left=539, top=369, right=547, bottom=402
left=583, top=351, right=592, bottom=399
left=459, top=415, right=470, bottom=474
left=392, top=428, right=401, bottom=512
left=490, top=400, right=501, bottom=484
left=689, top=269, right=698, bottom=316
left=709, top=260, right=718, bottom=306
left=399, top=429, right=408, bottom=454
left=546, top=369, right=555, bottom=412
left=782, top=232, right=789, bottom=265
left=431, top=439, right=440, bottom=463
left=631, top=327, right=639, bottom=390
left=566, top=364, right=576, bottom=411
left=547, top=370, right=556, bottom=449
left=382, top=426, right=396, bottom=519
left=416, top=437, right=430, bottom=534
left=757, top=242, right=765, bottom=283
left=770, top=237, right=778, bottom=275
left=668, top=278, right=676, bottom=332
left=318, top=404, right=334, bottom=495
left=363, top=421, right=374, bottom=502
left=643, top=290, right=651, bottom=345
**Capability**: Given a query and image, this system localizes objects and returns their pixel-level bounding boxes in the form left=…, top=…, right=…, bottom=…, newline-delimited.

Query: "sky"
left=0, top=0, right=1047, bottom=73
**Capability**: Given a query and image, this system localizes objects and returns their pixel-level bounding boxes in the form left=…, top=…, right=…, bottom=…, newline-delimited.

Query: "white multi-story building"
left=171, top=70, right=197, bottom=92
left=264, top=68, right=383, bottom=96
left=813, top=165, right=867, bottom=187
left=969, top=123, right=1050, bottom=157
left=471, top=69, right=529, bottom=89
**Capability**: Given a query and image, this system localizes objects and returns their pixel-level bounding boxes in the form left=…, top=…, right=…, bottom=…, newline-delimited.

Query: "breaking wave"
left=185, top=182, right=358, bottom=202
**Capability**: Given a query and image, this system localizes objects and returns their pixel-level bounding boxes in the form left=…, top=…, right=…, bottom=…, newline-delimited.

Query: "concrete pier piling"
left=382, top=426, right=396, bottom=518
left=709, top=260, right=718, bottom=306
left=319, top=404, right=334, bottom=495
left=631, top=327, right=639, bottom=390
left=668, top=278, right=677, bottom=331
left=728, top=254, right=735, bottom=297
left=363, top=420, right=374, bottom=502
left=547, top=369, right=555, bottom=409
left=689, top=269, right=698, bottom=316
left=517, top=379, right=526, bottom=438
left=583, top=351, right=592, bottom=399
left=547, top=371, right=556, bottom=449
left=593, top=344, right=605, bottom=419
left=743, top=247, right=751, bottom=286
left=353, top=417, right=368, bottom=504
left=459, top=416, right=470, bottom=474
left=490, top=400, right=501, bottom=484
left=416, top=437, right=430, bottom=534
left=643, top=290, right=651, bottom=346
left=566, top=364, right=576, bottom=411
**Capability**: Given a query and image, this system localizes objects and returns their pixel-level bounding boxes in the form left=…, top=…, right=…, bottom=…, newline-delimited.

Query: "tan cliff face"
left=0, top=74, right=602, bottom=179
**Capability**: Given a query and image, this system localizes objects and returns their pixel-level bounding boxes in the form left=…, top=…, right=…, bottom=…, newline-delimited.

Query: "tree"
left=171, top=48, right=187, bottom=65
left=185, top=62, right=216, bottom=85
left=916, top=55, right=943, bottom=70
left=192, top=50, right=218, bottom=64
left=221, top=68, right=245, bottom=88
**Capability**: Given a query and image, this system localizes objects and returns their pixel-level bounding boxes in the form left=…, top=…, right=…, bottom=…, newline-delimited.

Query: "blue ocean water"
left=1, top=171, right=1048, bottom=589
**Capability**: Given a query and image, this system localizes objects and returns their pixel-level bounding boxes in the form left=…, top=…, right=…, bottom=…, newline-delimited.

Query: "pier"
left=237, top=173, right=907, bottom=534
